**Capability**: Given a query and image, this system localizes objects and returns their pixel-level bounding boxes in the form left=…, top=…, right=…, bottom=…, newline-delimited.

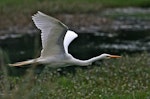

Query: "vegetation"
left=0, top=0, right=150, bottom=14
left=0, top=52, right=150, bottom=99
left=0, top=0, right=150, bottom=98
left=0, top=0, right=149, bottom=31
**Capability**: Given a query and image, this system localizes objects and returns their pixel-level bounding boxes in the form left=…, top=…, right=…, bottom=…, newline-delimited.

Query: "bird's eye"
left=106, top=56, right=110, bottom=58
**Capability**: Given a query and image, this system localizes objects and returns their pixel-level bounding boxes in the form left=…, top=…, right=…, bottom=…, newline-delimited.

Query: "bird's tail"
left=8, top=59, right=38, bottom=67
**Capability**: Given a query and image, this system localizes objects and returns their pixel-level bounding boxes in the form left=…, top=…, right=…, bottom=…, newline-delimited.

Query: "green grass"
left=0, top=0, right=150, bottom=98
left=0, top=0, right=149, bottom=30
left=0, top=52, right=150, bottom=98
left=0, top=0, right=150, bottom=14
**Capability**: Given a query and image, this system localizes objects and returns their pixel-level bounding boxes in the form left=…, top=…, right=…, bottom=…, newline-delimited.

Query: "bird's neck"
left=70, top=55, right=104, bottom=66
left=85, top=55, right=103, bottom=63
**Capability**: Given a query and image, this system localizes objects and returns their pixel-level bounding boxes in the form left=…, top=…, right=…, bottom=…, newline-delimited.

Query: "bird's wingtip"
left=37, top=11, right=47, bottom=16
left=37, top=11, right=42, bottom=14
left=32, top=11, right=43, bottom=18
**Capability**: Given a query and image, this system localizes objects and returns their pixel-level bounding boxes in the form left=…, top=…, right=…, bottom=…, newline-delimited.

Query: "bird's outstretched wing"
left=63, top=30, right=78, bottom=54
left=32, top=11, right=68, bottom=57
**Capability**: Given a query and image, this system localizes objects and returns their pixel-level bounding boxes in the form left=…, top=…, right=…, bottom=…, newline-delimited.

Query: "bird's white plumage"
left=8, top=11, right=121, bottom=67
left=32, top=11, right=68, bottom=57
left=63, top=30, right=78, bottom=54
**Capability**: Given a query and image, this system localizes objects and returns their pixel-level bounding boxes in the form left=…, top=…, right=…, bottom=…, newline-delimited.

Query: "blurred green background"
left=0, top=0, right=150, bottom=99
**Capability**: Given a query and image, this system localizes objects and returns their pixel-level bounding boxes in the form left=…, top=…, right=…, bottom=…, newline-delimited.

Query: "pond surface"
left=0, top=30, right=150, bottom=63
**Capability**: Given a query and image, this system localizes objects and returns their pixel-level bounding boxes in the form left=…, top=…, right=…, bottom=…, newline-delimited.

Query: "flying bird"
left=9, top=11, right=121, bottom=67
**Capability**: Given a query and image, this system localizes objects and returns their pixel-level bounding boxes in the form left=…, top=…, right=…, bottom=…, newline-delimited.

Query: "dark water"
left=0, top=31, right=149, bottom=75
left=0, top=30, right=150, bottom=63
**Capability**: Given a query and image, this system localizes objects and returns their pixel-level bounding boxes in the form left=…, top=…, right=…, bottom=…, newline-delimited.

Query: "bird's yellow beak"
left=109, top=55, right=121, bottom=58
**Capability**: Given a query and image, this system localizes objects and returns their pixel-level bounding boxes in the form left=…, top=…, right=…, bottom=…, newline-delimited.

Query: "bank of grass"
left=0, top=0, right=150, bottom=14
left=0, top=52, right=150, bottom=98
left=0, top=0, right=150, bottom=30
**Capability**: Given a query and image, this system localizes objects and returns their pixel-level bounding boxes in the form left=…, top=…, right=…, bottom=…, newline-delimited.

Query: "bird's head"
left=100, top=53, right=121, bottom=59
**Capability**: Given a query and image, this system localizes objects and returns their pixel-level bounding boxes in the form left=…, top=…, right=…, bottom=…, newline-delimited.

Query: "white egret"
left=9, top=11, right=121, bottom=67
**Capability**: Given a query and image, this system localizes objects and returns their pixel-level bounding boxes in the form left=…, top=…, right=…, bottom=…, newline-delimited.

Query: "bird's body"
left=9, top=11, right=121, bottom=67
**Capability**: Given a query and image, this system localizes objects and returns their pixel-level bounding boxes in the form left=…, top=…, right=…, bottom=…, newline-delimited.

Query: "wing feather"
left=32, top=11, right=68, bottom=57
left=63, top=30, right=78, bottom=54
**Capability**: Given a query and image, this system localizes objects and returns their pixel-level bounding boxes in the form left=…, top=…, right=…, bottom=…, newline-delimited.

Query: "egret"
left=9, top=11, right=121, bottom=67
